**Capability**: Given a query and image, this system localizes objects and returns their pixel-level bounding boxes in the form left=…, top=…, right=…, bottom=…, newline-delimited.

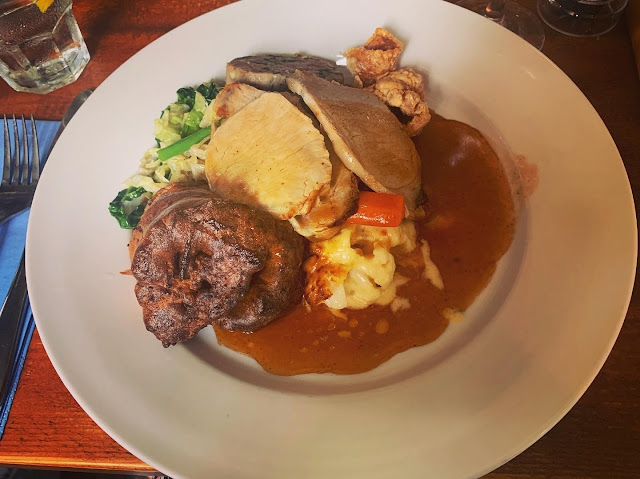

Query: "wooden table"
left=1, top=0, right=638, bottom=477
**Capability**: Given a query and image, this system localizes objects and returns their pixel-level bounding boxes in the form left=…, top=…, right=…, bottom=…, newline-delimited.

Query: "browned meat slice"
left=226, top=54, right=355, bottom=91
left=129, top=183, right=305, bottom=346
left=211, top=84, right=311, bottom=123
left=211, top=83, right=265, bottom=120
left=287, top=71, right=423, bottom=210
left=289, top=141, right=359, bottom=241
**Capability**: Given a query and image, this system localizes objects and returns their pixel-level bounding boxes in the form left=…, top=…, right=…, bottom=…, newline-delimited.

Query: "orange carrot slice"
left=346, top=191, right=405, bottom=227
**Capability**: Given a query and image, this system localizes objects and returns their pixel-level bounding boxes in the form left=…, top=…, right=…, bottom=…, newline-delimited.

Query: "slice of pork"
left=289, top=140, right=359, bottom=241
left=210, top=83, right=358, bottom=240
left=211, top=83, right=266, bottom=121
left=205, top=92, right=332, bottom=220
left=211, top=84, right=313, bottom=125
left=226, top=54, right=355, bottom=91
left=287, top=71, right=423, bottom=210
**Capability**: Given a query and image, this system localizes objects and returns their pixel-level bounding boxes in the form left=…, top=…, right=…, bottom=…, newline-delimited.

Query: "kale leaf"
left=108, top=186, right=151, bottom=229
left=175, top=81, right=220, bottom=110
left=196, top=82, right=221, bottom=103
left=176, top=87, right=197, bottom=109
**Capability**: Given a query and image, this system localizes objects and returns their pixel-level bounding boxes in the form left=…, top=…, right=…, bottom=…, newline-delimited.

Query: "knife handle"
left=0, top=252, right=28, bottom=398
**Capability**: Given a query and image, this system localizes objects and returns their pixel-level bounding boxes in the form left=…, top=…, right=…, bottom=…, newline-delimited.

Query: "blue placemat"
left=0, top=118, right=61, bottom=438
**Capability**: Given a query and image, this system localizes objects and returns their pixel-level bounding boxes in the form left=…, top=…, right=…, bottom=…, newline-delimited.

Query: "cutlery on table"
left=0, top=89, right=93, bottom=437
left=0, top=116, right=40, bottom=226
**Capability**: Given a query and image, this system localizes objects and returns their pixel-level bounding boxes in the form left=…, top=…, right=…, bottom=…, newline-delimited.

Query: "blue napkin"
left=0, top=119, right=61, bottom=438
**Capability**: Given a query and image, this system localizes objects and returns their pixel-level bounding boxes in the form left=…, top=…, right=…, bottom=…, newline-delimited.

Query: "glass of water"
left=0, top=0, right=90, bottom=94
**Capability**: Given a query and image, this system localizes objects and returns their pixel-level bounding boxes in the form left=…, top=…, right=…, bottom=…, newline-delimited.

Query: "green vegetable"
left=176, top=87, right=197, bottom=108
left=181, top=111, right=201, bottom=137
left=154, top=103, right=189, bottom=147
left=108, top=186, right=151, bottom=229
left=157, top=127, right=210, bottom=162
left=159, top=81, right=221, bottom=142
left=196, top=82, right=221, bottom=103
left=175, top=81, right=220, bottom=111
left=181, top=91, right=207, bottom=137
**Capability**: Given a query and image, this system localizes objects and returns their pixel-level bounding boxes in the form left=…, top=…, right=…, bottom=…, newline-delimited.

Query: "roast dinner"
left=109, top=28, right=518, bottom=375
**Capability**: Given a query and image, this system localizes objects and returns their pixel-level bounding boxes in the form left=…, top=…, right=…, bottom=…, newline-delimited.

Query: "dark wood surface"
left=0, top=0, right=638, bottom=476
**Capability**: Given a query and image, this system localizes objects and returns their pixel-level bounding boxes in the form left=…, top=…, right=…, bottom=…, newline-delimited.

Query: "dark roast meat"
left=226, top=53, right=355, bottom=91
left=129, top=183, right=305, bottom=347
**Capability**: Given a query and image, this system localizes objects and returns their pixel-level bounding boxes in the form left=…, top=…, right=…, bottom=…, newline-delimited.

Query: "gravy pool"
left=214, top=114, right=516, bottom=375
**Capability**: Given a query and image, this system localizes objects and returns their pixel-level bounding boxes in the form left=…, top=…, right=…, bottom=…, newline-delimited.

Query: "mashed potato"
left=304, top=221, right=417, bottom=310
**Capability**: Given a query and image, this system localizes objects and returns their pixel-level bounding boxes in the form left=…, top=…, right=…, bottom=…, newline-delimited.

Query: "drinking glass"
left=537, top=0, right=628, bottom=36
left=0, top=0, right=90, bottom=94
left=457, top=0, right=546, bottom=50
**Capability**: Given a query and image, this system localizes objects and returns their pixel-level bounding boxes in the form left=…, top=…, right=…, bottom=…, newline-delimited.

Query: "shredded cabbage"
left=110, top=80, right=219, bottom=229
left=123, top=136, right=209, bottom=193
left=154, top=104, right=189, bottom=147
left=121, top=85, right=219, bottom=194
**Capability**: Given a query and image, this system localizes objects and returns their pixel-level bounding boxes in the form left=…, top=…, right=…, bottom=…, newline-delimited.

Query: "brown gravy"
left=214, top=114, right=516, bottom=375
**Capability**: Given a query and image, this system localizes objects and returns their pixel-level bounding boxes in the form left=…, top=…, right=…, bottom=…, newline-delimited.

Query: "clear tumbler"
left=0, top=0, right=90, bottom=94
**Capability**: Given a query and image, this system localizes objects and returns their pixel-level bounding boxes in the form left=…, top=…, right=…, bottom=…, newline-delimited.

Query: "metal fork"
left=0, top=116, right=40, bottom=225
left=0, top=94, right=91, bottom=439
left=0, top=116, right=40, bottom=437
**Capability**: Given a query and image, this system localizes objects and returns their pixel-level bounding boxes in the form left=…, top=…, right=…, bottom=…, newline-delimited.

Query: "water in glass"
left=0, top=0, right=90, bottom=94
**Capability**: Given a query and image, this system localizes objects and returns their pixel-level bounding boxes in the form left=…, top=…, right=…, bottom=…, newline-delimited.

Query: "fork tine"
left=2, top=116, right=10, bottom=186
left=9, top=115, right=20, bottom=184
left=30, top=116, right=39, bottom=183
left=20, top=116, right=28, bottom=185
left=11, top=115, right=19, bottom=184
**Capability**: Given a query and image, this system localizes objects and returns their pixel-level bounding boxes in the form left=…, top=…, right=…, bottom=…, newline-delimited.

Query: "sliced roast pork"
left=287, top=71, right=423, bottom=210
left=211, top=83, right=358, bottom=241
left=205, top=92, right=332, bottom=220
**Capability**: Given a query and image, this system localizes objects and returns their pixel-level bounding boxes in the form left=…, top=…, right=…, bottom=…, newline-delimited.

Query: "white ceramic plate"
left=26, top=0, right=636, bottom=477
